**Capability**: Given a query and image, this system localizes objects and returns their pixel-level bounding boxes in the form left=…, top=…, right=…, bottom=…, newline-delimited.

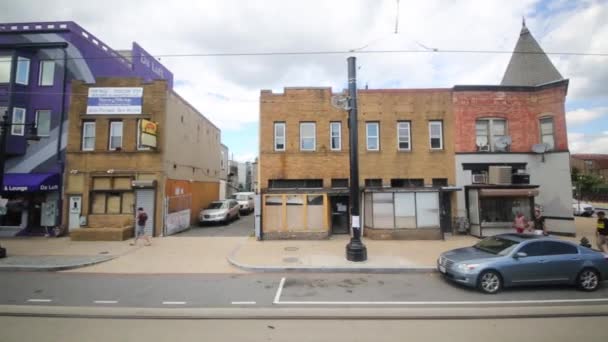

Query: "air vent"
left=488, top=166, right=512, bottom=185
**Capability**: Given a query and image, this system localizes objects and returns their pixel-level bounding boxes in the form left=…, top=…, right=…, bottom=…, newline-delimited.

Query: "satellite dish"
left=331, top=95, right=350, bottom=110
left=494, top=136, right=512, bottom=151
left=531, top=143, right=547, bottom=154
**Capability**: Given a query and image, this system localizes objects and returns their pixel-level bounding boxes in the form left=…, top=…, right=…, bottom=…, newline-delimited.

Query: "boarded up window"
left=93, top=177, right=111, bottom=190
left=286, top=195, right=304, bottom=230
left=91, top=193, right=106, bottom=214
left=114, top=178, right=132, bottom=190
left=106, top=193, right=121, bottom=214
left=307, top=195, right=324, bottom=231
left=121, top=192, right=135, bottom=214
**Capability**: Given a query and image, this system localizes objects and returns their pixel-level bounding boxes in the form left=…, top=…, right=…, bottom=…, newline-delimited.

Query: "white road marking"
left=274, top=298, right=608, bottom=306
left=273, top=277, right=286, bottom=304
left=162, top=301, right=187, bottom=305
left=94, top=300, right=118, bottom=304
left=26, top=299, right=52, bottom=303
left=231, top=301, right=257, bottom=305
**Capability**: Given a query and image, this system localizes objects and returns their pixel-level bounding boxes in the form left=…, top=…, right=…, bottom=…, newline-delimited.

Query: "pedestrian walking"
left=596, top=211, right=608, bottom=253
left=533, top=208, right=548, bottom=236
left=513, top=211, right=530, bottom=234
left=131, top=207, right=151, bottom=246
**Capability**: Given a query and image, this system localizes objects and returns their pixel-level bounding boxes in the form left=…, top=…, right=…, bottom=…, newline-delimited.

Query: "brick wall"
left=453, top=84, right=568, bottom=153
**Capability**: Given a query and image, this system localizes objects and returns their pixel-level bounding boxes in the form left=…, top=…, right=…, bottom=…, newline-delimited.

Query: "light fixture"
left=69, top=169, right=79, bottom=174
left=106, top=169, right=115, bottom=174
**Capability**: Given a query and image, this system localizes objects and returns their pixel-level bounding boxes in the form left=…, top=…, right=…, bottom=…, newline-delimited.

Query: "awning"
left=2, top=173, right=61, bottom=192
left=479, top=188, right=539, bottom=197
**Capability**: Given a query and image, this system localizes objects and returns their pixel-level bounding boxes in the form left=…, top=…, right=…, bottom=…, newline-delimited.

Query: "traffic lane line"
left=274, top=298, right=608, bottom=306
left=231, top=301, right=257, bottom=305
left=273, top=277, right=286, bottom=304
left=162, top=301, right=187, bottom=305
left=26, top=299, right=52, bottom=303
left=94, top=300, right=118, bottom=304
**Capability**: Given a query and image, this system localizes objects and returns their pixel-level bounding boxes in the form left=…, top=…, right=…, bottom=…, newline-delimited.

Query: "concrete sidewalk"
left=228, top=235, right=478, bottom=273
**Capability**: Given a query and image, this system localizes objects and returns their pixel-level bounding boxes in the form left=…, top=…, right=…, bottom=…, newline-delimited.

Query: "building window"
left=82, top=121, right=96, bottom=151
left=38, top=60, right=55, bottom=86
left=0, top=56, right=11, bottom=83
left=274, top=122, right=285, bottom=151
left=364, top=191, right=440, bottom=229
left=300, top=122, right=316, bottom=151
left=480, top=197, right=531, bottom=223
left=391, top=178, right=424, bottom=187
left=365, top=178, right=383, bottom=187
left=432, top=178, right=448, bottom=187
left=397, top=121, right=411, bottom=151
left=429, top=121, right=443, bottom=150
left=136, top=119, right=151, bottom=151
left=476, top=118, right=507, bottom=151
left=330, top=121, right=341, bottom=151
left=109, top=121, right=123, bottom=150
left=268, top=179, right=323, bottom=189
left=11, top=107, right=26, bottom=136
left=539, top=117, right=555, bottom=151
left=366, top=122, right=379, bottom=151
left=331, top=178, right=349, bottom=188
left=35, top=110, right=51, bottom=137
left=16, top=57, right=30, bottom=85
left=91, top=177, right=135, bottom=214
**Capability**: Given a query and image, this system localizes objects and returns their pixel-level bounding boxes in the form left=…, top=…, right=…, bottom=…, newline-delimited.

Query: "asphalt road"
left=1, top=272, right=607, bottom=309
left=175, top=212, right=254, bottom=237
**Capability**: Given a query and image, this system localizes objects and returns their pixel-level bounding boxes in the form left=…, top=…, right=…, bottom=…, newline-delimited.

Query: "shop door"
left=68, top=196, right=82, bottom=230
left=330, top=196, right=349, bottom=234
left=440, top=192, right=452, bottom=233
left=135, top=189, right=155, bottom=237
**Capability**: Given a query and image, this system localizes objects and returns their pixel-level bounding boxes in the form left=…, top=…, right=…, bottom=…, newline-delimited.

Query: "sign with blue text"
left=86, top=87, right=143, bottom=114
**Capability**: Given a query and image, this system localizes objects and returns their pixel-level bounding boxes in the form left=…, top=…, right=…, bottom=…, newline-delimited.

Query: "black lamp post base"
left=346, top=238, right=367, bottom=262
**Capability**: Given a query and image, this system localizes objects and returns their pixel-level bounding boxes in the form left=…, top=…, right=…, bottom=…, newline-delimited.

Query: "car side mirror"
left=514, top=252, right=527, bottom=259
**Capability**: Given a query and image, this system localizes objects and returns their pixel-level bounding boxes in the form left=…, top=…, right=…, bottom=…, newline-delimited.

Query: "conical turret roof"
left=501, top=20, right=563, bottom=86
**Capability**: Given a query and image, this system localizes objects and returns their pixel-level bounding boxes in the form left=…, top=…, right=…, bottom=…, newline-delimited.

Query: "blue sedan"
left=437, top=234, right=608, bottom=294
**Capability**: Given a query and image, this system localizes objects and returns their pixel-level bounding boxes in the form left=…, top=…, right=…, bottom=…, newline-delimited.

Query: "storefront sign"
left=140, top=119, right=158, bottom=148
left=3, top=173, right=60, bottom=192
left=86, top=87, right=143, bottom=114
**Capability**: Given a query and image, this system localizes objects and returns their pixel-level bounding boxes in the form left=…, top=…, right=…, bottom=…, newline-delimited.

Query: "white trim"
left=429, top=121, right=443, bottom=150
left=35, top=109, right=51, bottom=137
left=397, top=121, right=411, bottom=151
left=108, top=121, right=123, bottom=150
left=231, top=301, right=257, bottom=305
left=299, top=122, right=316, bottom=151
left=274, top=122, right=285, bottom=151
left=330, top=121, right=341, bottom=151
left=366, top=122, right=379, bottom=151
left=15, top=56, right=30, bottom=85
left=38, top=60, right=55, bottom=86
left=82, top=121, right=96, bottom=151
left=11, top=107, right=26, bottom=136
left=273, top=298, right=608, bottom=306
left=273, top=277, right=286, bottom=304
left=136, top=119, right=151, bottom=151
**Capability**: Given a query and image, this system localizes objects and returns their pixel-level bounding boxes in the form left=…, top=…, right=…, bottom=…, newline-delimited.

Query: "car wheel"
left=577, top=268, right=600, bottom=291
left=477, top=270, right=503, bottom=294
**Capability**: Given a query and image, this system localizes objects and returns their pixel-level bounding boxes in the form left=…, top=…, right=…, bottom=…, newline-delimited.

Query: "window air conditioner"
left=488, top=166, right=512, bottom=185
left=477, top=144, right=490, bottom=152
left=472, top=174, right=487, bottom=184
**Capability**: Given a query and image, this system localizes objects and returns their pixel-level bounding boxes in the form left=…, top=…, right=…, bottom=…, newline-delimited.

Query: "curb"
left=226, top=244, right=436, bottom=274
left=2, top=304, right=608, bottom=320
left=0, top=255, right=116, bottom=272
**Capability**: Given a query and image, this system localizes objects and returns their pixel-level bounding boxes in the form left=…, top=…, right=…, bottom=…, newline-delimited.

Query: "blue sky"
left=5, top=0, right=608, bottom=158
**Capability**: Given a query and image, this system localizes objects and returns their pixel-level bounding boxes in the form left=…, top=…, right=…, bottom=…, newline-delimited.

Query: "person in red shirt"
left=512, top=211, right=530, bottom=234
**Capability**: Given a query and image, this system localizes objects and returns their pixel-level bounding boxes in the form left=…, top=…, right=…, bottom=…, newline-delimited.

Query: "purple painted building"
left=0, top=21, right=173, bottom=236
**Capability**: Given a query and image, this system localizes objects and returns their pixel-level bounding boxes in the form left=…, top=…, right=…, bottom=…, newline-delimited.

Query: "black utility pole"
left=345, top=56, right=367, bottom=262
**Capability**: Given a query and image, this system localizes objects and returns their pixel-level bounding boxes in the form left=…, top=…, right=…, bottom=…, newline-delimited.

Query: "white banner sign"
left=87, top=87, right=143, bottom=115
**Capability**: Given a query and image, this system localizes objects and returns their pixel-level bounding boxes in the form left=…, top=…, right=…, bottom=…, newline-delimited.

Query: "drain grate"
left=282, top=257, right=300, bottom=263
left=284, top=247, right=299, bottom=252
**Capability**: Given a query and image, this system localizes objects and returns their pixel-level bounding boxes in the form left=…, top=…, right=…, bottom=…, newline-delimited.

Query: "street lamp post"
left=345, top=56, right=367, bottom=262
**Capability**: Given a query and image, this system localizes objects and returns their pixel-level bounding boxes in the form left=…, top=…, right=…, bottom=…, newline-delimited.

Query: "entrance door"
left=135, top=189, right=155, bottom=237
left=68, top=196, right=82, bottom=230
left=330, top=196, right=349, bottom=234
left=440, top=192, right=452, bottom=234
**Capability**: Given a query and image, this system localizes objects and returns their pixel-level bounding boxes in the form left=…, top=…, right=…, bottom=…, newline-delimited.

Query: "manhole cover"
left=282, top=257, right=300, bottom=263
left=99, top=251, right=109, bottom=255
left=284, top=247, right=299, bottom=252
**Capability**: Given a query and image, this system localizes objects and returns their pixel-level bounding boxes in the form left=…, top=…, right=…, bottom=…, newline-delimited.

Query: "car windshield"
left=207, top=202, right=226, bottom=209
left=474, top=236, right=520, bottom=255
left=236, top=194, right=249, bottom=200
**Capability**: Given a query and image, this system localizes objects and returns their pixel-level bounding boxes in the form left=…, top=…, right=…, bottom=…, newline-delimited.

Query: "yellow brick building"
left=259, top=87, right=456, bottom=240
left=64, top=78, right=220, bottom=240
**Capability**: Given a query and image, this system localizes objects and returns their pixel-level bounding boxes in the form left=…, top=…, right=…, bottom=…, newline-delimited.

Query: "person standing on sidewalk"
left=596, top=211, right=608, bottom=252
left=131, top=207, right=151, bottom=246
left=513, top=211, right=530, bottom=234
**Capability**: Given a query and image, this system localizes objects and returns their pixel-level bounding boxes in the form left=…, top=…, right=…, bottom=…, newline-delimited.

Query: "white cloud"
left=566, top=107, right=607, bottom=125
left=232, top=153, right=257, bottom=163
left=568, top=132, right=608, bottom=153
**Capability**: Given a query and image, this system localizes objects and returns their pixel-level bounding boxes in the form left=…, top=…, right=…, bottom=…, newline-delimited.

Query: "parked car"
left=232, top=192, right=255, bottom=214
left=199, top=199, right=240, bottom=225
left=437, top=234, right=608, bottom=294
left=573, top=200, right=595, bottom=217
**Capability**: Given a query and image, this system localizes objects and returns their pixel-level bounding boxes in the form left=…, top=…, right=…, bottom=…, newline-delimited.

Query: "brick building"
left=64, top=78, right=221, bottom=240
left=571, top=154, right=608, bottom=181
left=259, top=88, right=456, bottom=240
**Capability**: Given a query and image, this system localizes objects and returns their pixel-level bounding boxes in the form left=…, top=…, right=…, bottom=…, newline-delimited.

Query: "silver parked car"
left=438, top=234, right=608, bottom=294
left=199, top=199, right=240, bottom=225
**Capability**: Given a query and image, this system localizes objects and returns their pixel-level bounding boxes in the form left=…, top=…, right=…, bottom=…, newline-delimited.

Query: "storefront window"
left=372, top=193, right=394, bottom=229
left=364, top=191, right=440, bottom=229
left=480, top=197, right=531, bottom=223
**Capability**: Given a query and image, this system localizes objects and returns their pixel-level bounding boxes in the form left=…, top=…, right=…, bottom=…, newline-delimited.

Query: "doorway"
left=135, top=189, right=156, bottom=237
left=440, top=192, right=452, bottom=234
left=330, top=195, right=349, bottom=234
